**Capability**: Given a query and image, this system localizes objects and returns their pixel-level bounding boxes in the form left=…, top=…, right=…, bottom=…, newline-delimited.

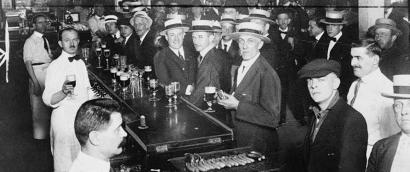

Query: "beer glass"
left=103, top=49, right=111, bottom=70
left=110, top=67, right=118, bottom=86
left=95, top=47, right=102, bottom=68
left=65, top=74, right=76, bottom=97
left=120, top=55, right=127, bottom=71
left=120, top=73, right=130, bottom=99
left=171, top=82, right=180, bottom=104
left=113, top=54, right=120, bottom=69
left=165, top=84, right=174, bottom=108
left=203, top=86, right=216, bottom=112
left=149, top=79, right=160, bottom=101
left=81, top=48, right=90, bottom=66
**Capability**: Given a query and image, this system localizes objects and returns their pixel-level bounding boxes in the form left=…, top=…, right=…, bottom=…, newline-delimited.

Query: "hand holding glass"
left=65, top=74, right=76, bottom=97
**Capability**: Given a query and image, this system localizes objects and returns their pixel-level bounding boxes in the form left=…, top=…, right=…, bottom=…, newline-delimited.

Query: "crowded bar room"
left=0, top=0, right=410, bottom=171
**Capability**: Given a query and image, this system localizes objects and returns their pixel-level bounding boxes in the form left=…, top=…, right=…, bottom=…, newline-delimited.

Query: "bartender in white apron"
left=43, top=28, right=95, bottom=172
left=23, top=14, right=52, bottom=140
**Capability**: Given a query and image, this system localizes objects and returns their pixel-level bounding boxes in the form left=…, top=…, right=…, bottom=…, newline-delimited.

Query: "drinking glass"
left=103, top=49, right=111, bottom=70
left=165, top=84, right=174, bottom=108
left=65, top=74, right=76, bottom=97
left=81, top=48, right=90, bottom=66
left=171, top=82, right=180, bottom=104
left=95, top=47, right=102, bottom=68
left=149, top=79, right=160, bottom=101
left=203, top=86, right=216, bottom=112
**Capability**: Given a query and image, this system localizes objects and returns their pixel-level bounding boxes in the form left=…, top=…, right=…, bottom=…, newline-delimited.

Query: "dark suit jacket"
left=307, top=32, right=330, bottom=61
left=153, top=46, right=197, bottom=95
left=103, top=34, right=122, bottom=55
left=231, top=55, right=281, bottom=158
left=328, top=33, right=356, bottom=97
left=260, top=34, right=278, bottom=70
left=139, top=29, right=158, bottom=68
left=122, top=33, right=142, bottom=66
left=218, top=41, right=241, bottom=66
left=189, top=48, right=230, bottom=106
left=366, top=133, right=401, bottom=172
left=304, top=98, right=368, bottom=172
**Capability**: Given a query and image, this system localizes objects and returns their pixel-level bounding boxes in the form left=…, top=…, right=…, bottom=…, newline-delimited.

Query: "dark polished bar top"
left=88, top=67, right=234, bottom=154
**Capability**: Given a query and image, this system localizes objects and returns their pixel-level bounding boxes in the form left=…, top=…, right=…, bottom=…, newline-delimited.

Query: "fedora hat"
left=243, top=9, right=274, bottom=24
left=166, top=13, right=187, bottom=21
left=320, top=11, right=347, bottom=25
left=382, top=75, right=410, bottom=99
left=220, top=13, right=237, bottom=25
left=160, top=18, right=189, bottom=35
left=188, top=20, right=217, bottom=32
left=121, top=1, right=145, bottom=14
left=370, top=18, right=402, bottom=35
left=130, top=11, right=152, bottom=27
left=228, top=22, right=270, bottom=43
left=212, top=21, right=222, bottom=32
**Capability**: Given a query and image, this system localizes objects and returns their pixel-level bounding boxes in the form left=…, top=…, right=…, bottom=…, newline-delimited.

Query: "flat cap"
left=298, top=59, right=341, bottom=79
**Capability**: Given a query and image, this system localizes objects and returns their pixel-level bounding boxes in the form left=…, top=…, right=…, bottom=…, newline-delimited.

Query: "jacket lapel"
left=167, top=47, right=185, bottom=68
left=384, top=133, right=401, bottom=171
left=235, top=56, right=261, bottom=93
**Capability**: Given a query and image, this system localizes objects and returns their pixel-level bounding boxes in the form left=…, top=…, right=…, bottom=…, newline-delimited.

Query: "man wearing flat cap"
left=218, top=22, right=281, bottom=160
left=298, top=59, right=367, bottom=172
left=153, top=18, right=197, bottom=96
left=367, top=74, right=410, bottom=172
left=370, top=18, right=408, bottom=81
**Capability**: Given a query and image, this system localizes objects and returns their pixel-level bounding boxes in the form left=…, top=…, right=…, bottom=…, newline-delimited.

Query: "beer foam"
left=205, top=86, right=216, bottom=93
left=144, top=66, right=152, bottom=72
left=116, top=71, right=123, bottom=76
left=120, top=75, right=129, bottom=81
left=110, top=67, right=118, bottom=73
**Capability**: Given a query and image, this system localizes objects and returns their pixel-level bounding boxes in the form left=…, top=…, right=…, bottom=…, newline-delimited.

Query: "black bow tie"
left=279, top=31, right=287, bottom=34
left=330, top=37, right=337, bottom=42
left=68, top=55, right=81, bottom=62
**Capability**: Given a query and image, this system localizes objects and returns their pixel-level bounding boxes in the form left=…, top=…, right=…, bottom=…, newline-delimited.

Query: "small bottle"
left=138, top=115, right=148, bottom=129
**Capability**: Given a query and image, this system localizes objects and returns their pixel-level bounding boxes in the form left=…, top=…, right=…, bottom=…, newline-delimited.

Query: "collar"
left=61, top=50, right=77, bottom=61
left=279, top=27, right=289, bottom=32
left=125, top=33, right=132, bottom=43
left=315, top=31, right=324, bottom=41
left=333, top=31, right=343, bottom=41
left=241, top=52, right=260, bottom=66
left=140, top=30, right=150, bottom=43
left=33, top=31, right=44, bottom=38
left=199, top=45, right=214, bottom=57
left=319, top=91, right=340, bottom=111
left=360, top=68, right=384, bottom=83
left=221, top=39, right=233, bottom=47
left=77, top=151, right=110, bottom=171
left=404, top=17, right=409, bottom=23
left=264, top=33, right=269, bottom=37
left=169, top=46, right=184, bottom=57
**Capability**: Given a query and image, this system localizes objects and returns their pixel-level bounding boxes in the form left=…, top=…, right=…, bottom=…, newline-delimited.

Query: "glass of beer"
left=203, top=86, right=216, bottom=112
left=103, top=49, right=111, bottom=70
left=81, top=48, right=90, bottom=66
left=149, top=79, right=160, bottom=101
left=110, top=67, right=118, bottom=85
left=171, top=82, right=180, bottom=104
left=120, top=73, right=130, bottom=99
left=95, top=47, right=102, bottom=68
left=65, top=74, right=76, bottom=97
left=165, top=84, right=174, bottom=108
left=113, top=54, right=120, bottom=68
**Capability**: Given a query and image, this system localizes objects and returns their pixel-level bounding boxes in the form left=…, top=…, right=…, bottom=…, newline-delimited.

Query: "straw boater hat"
left=244, top=9, right=275, bottom=24
left=121, top=1, right=145, bottom=14
left=320, top=11, right=347, bottom=25
left=220, top=14, right=237, bottom=25
left=236, top=14, right=249, bottom=23
left=104, top=15, right=118, bottom=23
left=212, top=21, right=222, bottom=33
left=160, top=18, right=189, bottom=35
left=188, top=20, right=217, bottom=32
left=130, top=11, right=152, bottom=26
left=382, top=75, right=410, bottom=99
left=166, top=13, right=187, bottom=21
left=369, top=18, right=402, bottom=35
left=228, top=22, right=270, bottom=43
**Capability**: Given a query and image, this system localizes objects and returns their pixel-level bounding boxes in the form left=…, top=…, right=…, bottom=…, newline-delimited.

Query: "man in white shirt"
left=69, top=98, right=127, bottom=172
left=348, top=39, right=400, bottom=159
left=367, top=74, right=410, bottom=172
left=24, top=14, right=52, bottom=140
left=43, top=28, right=95, bottom=172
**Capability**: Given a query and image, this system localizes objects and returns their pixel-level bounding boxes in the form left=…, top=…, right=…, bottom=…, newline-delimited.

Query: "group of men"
left=22, top=1, right=410, bottom=172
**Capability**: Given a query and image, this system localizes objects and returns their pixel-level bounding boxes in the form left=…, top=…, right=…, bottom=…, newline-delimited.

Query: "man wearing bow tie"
left=320, top=10, right=355, bottom=98
left=298, top=59, right=367, bottom=172
left=43, top=28, right=96, bottom=172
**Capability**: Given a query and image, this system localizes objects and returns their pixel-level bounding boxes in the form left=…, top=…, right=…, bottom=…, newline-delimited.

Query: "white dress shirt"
left=69, top=151, right=110, bottom=172
left=315, top=31, right=324, bottom=42
left=139, top=30, right=150, bottom=45
left=326, top=31, right=342, bottom=59
left=23, top=31, right=51, bottom=63
left=124, top=34, right=132, bottom=45
left=391, top=133, right=410, bottom=172
left=279, top=27, right=289, bottom=40
left=236, top=52, right=260, bottom=87
left=347, top=68, right=400, bottom=159
left=221, top=39, right=233, bottom=52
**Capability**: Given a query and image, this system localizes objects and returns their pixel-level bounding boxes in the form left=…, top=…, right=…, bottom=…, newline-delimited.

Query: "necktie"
left=178, top=51, right=184, bottom=60
left=198, top=55, right=203, bottom=63
left=241, top=65, right=246, bottom=74
left=349, top=79, right=362, bottom=106
left=42, top=35, right=49, bottom=52
left=68, top=55, right=81, bottom=62
left=330, top=37, right=337, bottom=42
left=312, top=39, right=319, bottom=48
left=223, top=44, right=228, bottom=52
